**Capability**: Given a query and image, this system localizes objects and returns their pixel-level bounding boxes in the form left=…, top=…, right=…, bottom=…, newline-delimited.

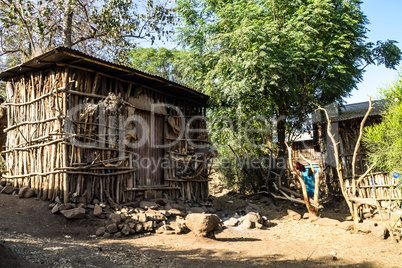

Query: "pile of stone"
left=222, top=203, right=273, bottom=229
left=49, top=198, right=222, bottom=238
left=0, top=180, right=35, bottom=198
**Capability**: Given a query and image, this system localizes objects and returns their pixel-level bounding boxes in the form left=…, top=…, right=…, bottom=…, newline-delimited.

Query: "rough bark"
left=62, top=1, right=74, bottom=48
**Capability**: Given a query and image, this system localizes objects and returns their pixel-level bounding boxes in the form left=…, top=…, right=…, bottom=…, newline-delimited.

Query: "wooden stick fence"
left=2, top=66, right=211, bottom=205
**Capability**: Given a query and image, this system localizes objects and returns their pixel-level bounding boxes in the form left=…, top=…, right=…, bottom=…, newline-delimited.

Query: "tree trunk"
left=62, top=1, right=74, bottom=48
left=276, top=114, right=286, bottom=159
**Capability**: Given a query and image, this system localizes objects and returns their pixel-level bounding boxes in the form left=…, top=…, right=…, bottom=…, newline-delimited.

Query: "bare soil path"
left=1, top=193, right=402, bottom=268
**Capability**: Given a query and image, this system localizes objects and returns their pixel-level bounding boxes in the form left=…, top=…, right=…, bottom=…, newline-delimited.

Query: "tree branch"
left=1, top=0, right=36, bottom=54
left=352, top=96, right=373, bottom=194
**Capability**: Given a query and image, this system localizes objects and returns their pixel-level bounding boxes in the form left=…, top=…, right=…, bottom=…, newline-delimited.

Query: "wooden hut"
left=0, top=47, right=212, bottom=205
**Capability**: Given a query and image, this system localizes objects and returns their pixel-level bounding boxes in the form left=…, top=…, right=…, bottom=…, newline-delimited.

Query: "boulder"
left=287, top=209, right=302, bottom=221
left=114, top=232, right=122, bottom=238
left=243, top=212, right=262, bottom=224
left=106, top=223, right=118, bottom=233
left=103, top=232, right=112, bottom=238
left=51, top=204, right=61, bottom=214
left=185, top=213, right=221, bottom=237
left=240, top=219, right=253, bottom=229
left=143, top=221, right=155, bottom=232
left=96, top=227, right=106, bottom=236
left=109, top=213, right=121, bottom=224
left=314, top=218, right=340, bottom=227
left=121, top=224, right=131, bottom=236
left=139, top=201, right=159, bottom=210
left=23, top=188, right=35, bottom=198
left=170, top=221, right=187, bottom=234
left=1, top=185, right=16, bottom=194
left=60, top=207, right=86, bottom=219
left=168, top=209, right=185, bottom=216
left=145, top=209, right=167, bottom=222
left=372, top=225, right=389, bottom=239
left=135, top=223, right=144, bottom=233
left=223, top=217, right=239, bottom=227
left=127, top=221, right=136, bottom=229
left=138, top=213, right=147, bottom=223
left=18, top=186, right=30, bottom=197
left=93, top=204, right=103, bottom=217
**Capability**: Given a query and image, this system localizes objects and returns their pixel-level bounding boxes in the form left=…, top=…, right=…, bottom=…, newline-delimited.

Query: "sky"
left=345, top=0, right=402, bottom=104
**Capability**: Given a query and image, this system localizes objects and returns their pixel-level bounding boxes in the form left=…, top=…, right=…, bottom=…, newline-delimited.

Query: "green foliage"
left=175, top=0, right=401, bottom=192
left=129, top=47, right=185, bottom=82
left=0, top=0, right=176, bottom=63
left=364, top=74, right=402, bottom=172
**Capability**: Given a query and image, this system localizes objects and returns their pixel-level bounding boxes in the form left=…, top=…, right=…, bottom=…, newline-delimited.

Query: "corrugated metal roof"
left=330, top=100, right=387, bottom=122
left=0, top=47, right=209, bottom=103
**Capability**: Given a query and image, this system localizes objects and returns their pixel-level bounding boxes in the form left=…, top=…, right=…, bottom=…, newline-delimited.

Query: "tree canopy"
left=0, top=0, right=176, bottom=63
left=176, top=0, right=402, bottom=157
left=363, top=74, right=402, bottom=173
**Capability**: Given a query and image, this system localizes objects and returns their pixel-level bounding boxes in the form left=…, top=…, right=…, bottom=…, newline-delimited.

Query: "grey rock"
left=93, top=204, right=103, bottom=217
left=106, top=223, right=118, bottom=233
left=18, top=186, right=30, bottom=197
left=243, top=212, right=262, bottom=224
left=185, top=213, right=221, bottom=237
left=121, top=224, right=131, bottom=236
left=135, top=223, right=144, bottom=233
left=372, top=225, right=389, bottom=239
left=60, top=207, right=86, bottom=219
left=109, top=213, right=121, bottom=224
left=96, top=227, right=106, bottom=236
left=1, top=185, right=16, bottom=194
left=103, top=232, right=112, bottom=238
left=224, top=217, right=239, bottom=227
left=138, top=213, right=147, bottom=223
left=241, top=219, right=253, bottom=229
left=287, top=209, right=302, bottom=221
left=24, top=188, right=35, bottom=198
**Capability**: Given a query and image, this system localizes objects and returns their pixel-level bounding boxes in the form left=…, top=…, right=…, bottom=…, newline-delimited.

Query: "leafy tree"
left=176, top=0, right=402, bottom=161
left=129, top=47, right=187, bottom=83
left=364, top=74, right=402, bottom=172
left=0, top=0, right=176, bottom=63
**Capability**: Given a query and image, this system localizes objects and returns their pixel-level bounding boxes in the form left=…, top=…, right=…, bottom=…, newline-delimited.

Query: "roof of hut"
left=330, top=100, right=386, bottom=122
left=312, top=100, right=387, bottom=123
left=0, top=47, right=209, bottom=104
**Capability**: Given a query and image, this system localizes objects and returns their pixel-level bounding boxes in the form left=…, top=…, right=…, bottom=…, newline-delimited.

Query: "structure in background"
left=274, top=100, right=402, bottom=209
left=0, top=47, right=212, bottom=205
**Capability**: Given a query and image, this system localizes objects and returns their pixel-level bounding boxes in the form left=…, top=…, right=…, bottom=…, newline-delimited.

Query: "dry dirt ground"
left=1, top=193, right=402, bottom=268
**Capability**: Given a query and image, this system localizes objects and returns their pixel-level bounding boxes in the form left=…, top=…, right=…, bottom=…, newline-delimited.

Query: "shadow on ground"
left=0, top=236, right=376, bottom=268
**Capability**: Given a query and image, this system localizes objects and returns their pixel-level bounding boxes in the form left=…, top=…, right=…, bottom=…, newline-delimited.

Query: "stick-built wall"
left=2, top=66, right=211, bottom=204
